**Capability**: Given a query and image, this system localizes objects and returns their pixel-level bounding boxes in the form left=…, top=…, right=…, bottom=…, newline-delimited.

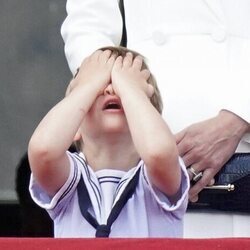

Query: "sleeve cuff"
left=142, top=157, right=189, bottom=214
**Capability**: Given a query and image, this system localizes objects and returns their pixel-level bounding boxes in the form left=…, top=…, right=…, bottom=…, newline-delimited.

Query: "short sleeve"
left=29, top=152, right=81, bottom=219
left=141, top=157, right=189, bottom=218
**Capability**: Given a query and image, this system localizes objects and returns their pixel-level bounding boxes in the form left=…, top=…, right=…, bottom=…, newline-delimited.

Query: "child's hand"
left=69, top=50, right=116, bottom=94
left=111, top=53, right=154, bottom=98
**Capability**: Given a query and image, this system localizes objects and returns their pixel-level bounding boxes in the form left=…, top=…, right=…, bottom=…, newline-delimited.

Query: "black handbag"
left=188, top=153, right=250, bottom=213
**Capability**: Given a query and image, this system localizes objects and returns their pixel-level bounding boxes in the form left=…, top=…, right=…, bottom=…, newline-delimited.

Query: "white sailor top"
left=29, top=151, right=189, bottom=238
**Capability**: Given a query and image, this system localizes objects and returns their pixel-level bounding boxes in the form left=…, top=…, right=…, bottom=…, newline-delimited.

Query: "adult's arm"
left=61, top=0, right=123, bottom=75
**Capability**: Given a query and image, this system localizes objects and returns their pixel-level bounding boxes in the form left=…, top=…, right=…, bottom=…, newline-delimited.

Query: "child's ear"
left=73, top=130, right=82, bottom=142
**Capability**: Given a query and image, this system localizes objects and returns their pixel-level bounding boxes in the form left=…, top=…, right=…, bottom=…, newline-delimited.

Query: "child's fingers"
left=113, top=56, right=123, bottom=70
left=79, top=56, right=90, bottom=69
left=107, top=53, right=118, bottom=66
left=123, top=52, right=133, bottom=68
left=146, top=84, right=155, bottom=98
left=91, top=50, right=103, bottom=60
left=141, top=69, right=151, bottom=80
left=99, top=49, right=112, bottom=62
left=132, top=55, right=143, bottom=70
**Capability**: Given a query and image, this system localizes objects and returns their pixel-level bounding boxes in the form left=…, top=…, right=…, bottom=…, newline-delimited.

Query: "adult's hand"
left=176, top=110, right=249, bottom=202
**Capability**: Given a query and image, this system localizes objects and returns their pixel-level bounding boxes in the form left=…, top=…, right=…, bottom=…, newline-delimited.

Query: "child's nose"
left=103, top=84, right=114, bottom=95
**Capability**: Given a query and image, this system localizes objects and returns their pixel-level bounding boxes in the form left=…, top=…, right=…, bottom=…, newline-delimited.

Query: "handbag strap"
left=77, top=168, right=141, bottom=237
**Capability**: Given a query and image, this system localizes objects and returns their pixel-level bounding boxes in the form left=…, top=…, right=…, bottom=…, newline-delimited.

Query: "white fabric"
left=184, top=211, right=250, bottom=238
left=60, top=0, right=250, bottom=237
left=61, top=0, right=250, bottom=148
left=29, top=152, right=189, bottom=238
left=61, top=0, right=123, bottom=74
left=95, top=169, right=124, bottom=224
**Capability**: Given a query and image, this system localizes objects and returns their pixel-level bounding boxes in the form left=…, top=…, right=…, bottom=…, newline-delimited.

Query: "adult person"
left=61, top=0, right=250, bottom=237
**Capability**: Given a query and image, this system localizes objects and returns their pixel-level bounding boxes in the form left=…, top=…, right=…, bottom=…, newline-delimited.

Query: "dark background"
left=0, top=0, right=70, bottom=236
left=0, top=1, right=70, bottom=201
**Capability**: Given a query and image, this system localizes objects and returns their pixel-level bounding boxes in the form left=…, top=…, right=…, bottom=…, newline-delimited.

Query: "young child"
left=28, top=46, right=189, bottom=238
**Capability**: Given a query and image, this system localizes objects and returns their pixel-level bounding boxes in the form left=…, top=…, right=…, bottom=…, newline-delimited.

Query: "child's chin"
left=102, top=119, right=128, bottom=132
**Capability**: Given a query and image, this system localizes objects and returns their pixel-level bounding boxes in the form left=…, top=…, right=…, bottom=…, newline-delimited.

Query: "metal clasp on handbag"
left=204, top=184, right=235, bottom=191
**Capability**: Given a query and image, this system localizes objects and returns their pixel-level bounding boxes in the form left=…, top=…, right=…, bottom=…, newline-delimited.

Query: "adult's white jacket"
left=61, top=0, right=250, bottom=151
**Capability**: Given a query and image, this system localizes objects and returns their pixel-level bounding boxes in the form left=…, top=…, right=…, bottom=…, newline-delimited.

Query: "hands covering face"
left=69, top=50, right=116, bottom=96
left=111, top=52, right=154, bottom=98
left=70, top=50, right=154, bottom=99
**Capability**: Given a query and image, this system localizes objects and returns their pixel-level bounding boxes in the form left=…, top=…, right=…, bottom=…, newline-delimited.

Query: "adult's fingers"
left=189, top=169, right=215, bottom=200
left=175, top=129, right=195, bottom=158
left=189, top=174, right=215, bottom=203
left=175, top=129, right=186, bottom=144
